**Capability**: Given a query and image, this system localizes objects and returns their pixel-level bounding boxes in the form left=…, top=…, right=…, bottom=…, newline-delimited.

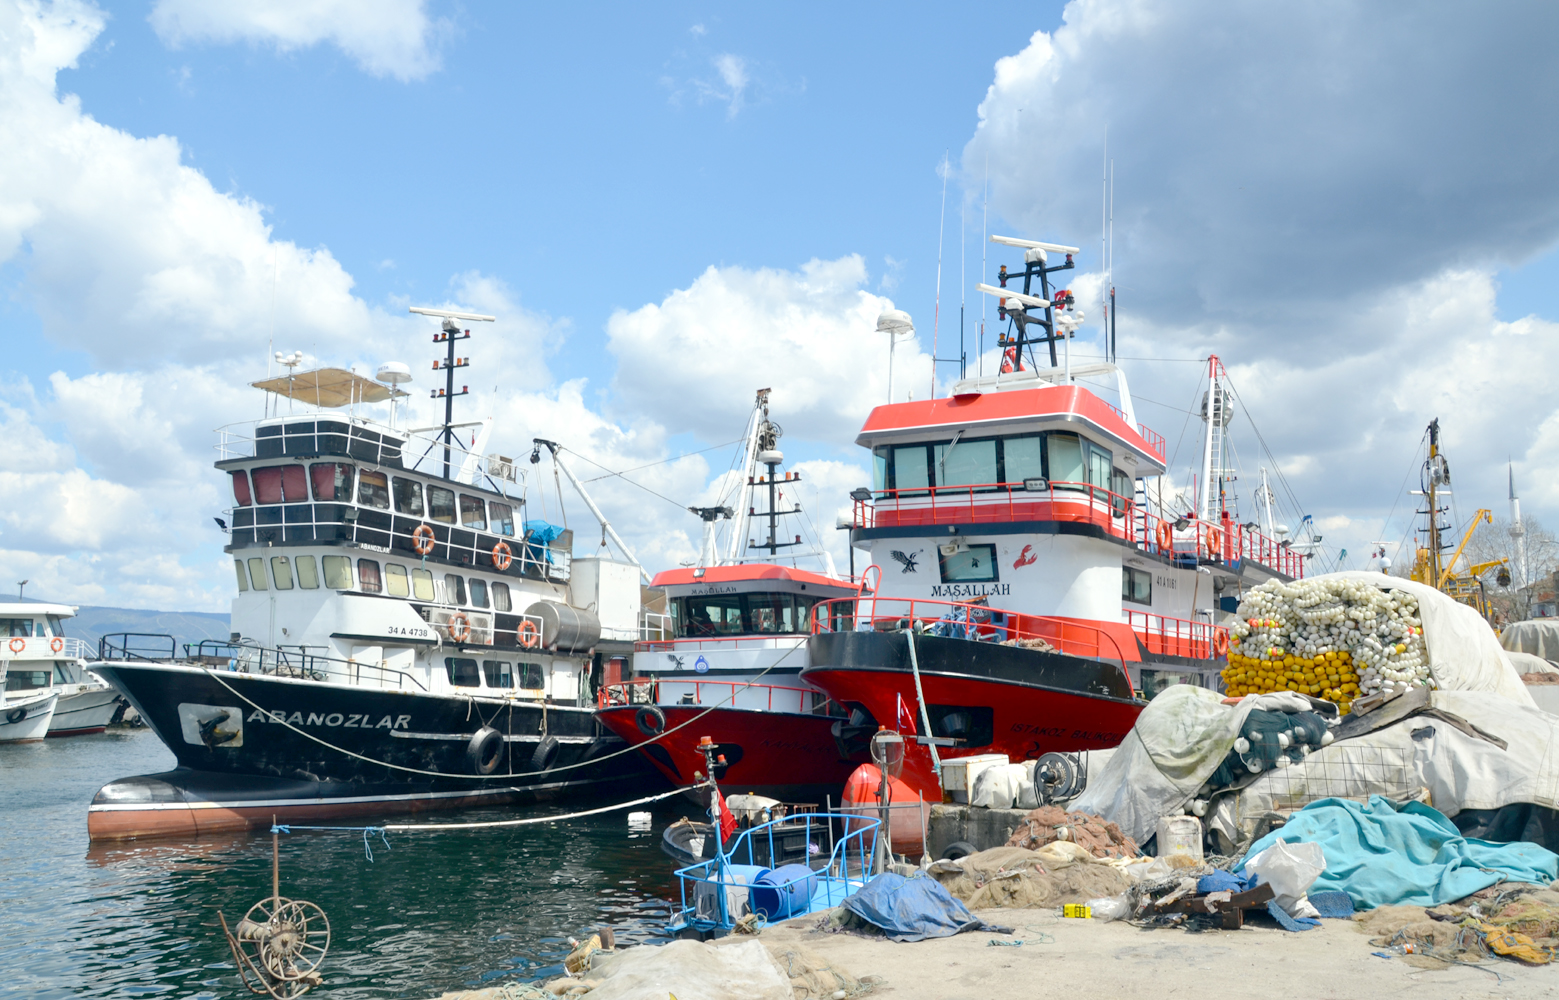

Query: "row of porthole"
left=233, top=554, right=517, bottom=612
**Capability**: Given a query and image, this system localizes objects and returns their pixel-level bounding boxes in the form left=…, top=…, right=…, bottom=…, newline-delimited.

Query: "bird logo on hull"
left=890, top=550, right=920, bottom=573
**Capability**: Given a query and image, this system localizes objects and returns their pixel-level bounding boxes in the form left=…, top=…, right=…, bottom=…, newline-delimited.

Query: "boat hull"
left=0, top=691, right=58, bottom=742
left=48, top=685, right=123, bottom=737
left=802, top=631, right=1145, bottom=796
left=595, top=703, right=867, bottom=803
left=89, top=663, right=660, bottom=839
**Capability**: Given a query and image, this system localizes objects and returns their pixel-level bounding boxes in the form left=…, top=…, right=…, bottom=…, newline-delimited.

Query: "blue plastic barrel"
left=751, top=864, right=820, bottom=920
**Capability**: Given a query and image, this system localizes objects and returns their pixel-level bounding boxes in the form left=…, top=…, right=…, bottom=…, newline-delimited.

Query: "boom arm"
left=1439, top=509, right=1492, bottom=589
left=532, top=439, right=652, bottom=585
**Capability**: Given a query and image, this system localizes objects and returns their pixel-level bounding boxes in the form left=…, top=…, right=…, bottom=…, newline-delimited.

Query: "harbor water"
left=0, top=729, right=685, bottom=999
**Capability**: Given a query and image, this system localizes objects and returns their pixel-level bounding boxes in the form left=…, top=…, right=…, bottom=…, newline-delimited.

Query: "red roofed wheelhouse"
left=801, top=232, right=1313, bottom=803
left=594, top=391, right=872, bottom=803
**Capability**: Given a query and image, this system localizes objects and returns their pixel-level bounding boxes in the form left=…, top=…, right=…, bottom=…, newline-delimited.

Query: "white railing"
left=1, top=636, right=90, bottom=660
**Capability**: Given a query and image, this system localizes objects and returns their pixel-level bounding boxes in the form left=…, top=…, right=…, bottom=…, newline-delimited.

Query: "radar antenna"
left=409, top=306, right=496, bottom=479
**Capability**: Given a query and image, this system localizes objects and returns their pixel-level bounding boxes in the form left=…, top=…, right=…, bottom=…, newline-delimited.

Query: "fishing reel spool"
left=219, top=828, right=331, bottom=999
left=1033, top=752, right=1085, bottom=806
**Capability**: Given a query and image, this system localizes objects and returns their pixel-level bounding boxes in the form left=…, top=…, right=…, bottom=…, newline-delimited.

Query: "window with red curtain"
left=231, top=471, right=252, bottom=506
left=310, top=463, right=353, bottom=501
left=358, top=559, right=383, bottom=594
left=252, top=467, right=284, bottom=504
left=280, top=465, right=308, bottom=502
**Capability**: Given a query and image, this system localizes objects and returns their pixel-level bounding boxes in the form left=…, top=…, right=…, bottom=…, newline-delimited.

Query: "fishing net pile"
left=1355, top=883, right=1559, bottom=968
left=928, top=844, right=1134, bottom=910
left=1224, top=579, right=1429, bottom=713
left=764, top=943, right=878, bottom=999
left=1003, top=805, right=1139, bottom=859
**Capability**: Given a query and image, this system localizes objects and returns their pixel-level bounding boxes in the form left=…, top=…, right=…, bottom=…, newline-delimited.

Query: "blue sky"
left=5, top=0, right=1559, bottom=609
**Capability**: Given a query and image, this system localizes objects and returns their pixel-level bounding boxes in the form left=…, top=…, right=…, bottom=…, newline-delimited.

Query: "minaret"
left=1511, top=462, right=1527, bottom=589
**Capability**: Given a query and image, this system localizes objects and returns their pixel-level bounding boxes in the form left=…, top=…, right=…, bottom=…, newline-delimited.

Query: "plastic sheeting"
left=1327, top=572, right=1534, bottom=706
left=839, top=872, right=1008, bottom=942
left=1207, top=689, right=1559, bottom=849
left=1503, top=619, right=1559, bottom=662
left=970, top=761, right=1038, bottom=810
left=1241, top=796, right=1559, bottom=910
left=1507, top=650, right=1559, bottom=676
left=582, top=939, right=793, bottom=1000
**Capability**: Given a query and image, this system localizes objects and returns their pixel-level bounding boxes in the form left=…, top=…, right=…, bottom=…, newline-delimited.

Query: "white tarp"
left=583, top=940, right=792, bottom=1000
left=1328, top=572, right=1534, bottom=706
left=1206, top=689, right=1559, bottom=848
left=1502, top=619, right=1559, bottom=661
left=1507, top=650, right=1559, bottom=675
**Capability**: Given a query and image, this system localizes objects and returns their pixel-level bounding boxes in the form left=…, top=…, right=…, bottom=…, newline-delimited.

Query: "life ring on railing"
left=492, top=540, right=513, bottom=571
left=636, top=705, right=666, bottom=736
left=518, top=619, right=540, bottom=649
left=50, top=636, right=63, bottom=653
left=412, top=523, right=436, bottom=555
left=1205, top=528, right=1223, bottom=561
left=447, top=611, right=472, bottom=644
left=7, top=637, right=24, bottom=654
left=1154, top=522, right=1173, bottom=551
left=1213, top=631, right=1230, bottom=657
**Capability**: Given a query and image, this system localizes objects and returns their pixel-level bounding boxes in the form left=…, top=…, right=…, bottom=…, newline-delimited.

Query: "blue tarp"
left=523, top=520, right=564, bottom=564
left=1241, top=795, right=1559, bottom=910
left=841, top=873, right=1009, bottom=942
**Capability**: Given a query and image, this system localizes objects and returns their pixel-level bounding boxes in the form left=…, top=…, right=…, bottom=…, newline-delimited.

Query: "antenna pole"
left=932, top=151, right=948, bottom=399
left=980, top=161, right=988, bottom=377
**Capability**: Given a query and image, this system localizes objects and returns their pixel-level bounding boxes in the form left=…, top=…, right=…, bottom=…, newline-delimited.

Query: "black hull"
left=91, top=664, right=661, bottom=838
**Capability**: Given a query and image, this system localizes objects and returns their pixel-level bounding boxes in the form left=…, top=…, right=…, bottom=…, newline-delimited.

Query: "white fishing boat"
left=0, top=602, right=119, bottom=737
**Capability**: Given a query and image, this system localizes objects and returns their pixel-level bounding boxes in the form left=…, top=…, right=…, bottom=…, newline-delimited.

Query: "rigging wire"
left=580, top=438, right=745, bottom=483
left=1380, top=426, right=1432, bottom=568
left=559, top=446, right=691, bottom=513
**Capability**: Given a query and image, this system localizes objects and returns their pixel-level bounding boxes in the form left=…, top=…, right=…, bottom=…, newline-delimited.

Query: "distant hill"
left=9, top=597, right=231, bottom=657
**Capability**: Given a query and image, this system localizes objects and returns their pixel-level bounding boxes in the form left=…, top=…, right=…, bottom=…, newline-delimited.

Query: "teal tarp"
left=1241, top=795, right=1558, bottom=910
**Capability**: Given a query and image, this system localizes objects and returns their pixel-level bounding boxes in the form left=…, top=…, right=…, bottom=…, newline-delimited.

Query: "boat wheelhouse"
left=89, top=311, right=660, bottom=840
left=0, top=602, right=122, bottom=736
left=595, top=390, right=871, bottom=801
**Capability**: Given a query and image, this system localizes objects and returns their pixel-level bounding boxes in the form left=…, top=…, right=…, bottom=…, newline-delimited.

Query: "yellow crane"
left=1407, top=420, right=1509, bottom=619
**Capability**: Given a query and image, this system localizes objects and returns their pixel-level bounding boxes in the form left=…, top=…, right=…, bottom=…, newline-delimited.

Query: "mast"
left=408, top=306, right=496, bottom=480
left=1199, top=356, right=1230, bottom=521
left=1510, top=462, right=1527, bottom=589
left=1420, top=418, right=1451, bottom=585
left=725, top=391, right=768, bottom=564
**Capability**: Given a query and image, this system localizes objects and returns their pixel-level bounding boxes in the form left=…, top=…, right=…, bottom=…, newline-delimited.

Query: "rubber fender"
left=531, top=734, right=561, bottom=771
left=941, top=840, right=978, bottom=862
left=6, top=706, right=26, bottom=724
left=466, top=725, right=503, bottom=775
left=636, top=705, right=666, bottom=736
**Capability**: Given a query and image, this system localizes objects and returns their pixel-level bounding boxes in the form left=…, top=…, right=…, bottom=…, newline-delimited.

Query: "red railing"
left=1127, top=611, right=1226, bottom=660
left=1095, top=400, right=1167, bottom=458
left=634, top=635, right=810, bottom=653
left=851, top=482, right=1305, bottom=580
left=596, top=677, right=842, bottom=715
left=810, top=596, right=1136, bottom=694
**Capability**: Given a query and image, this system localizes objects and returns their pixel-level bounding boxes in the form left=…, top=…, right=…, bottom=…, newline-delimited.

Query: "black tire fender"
left=635, top=705, right=666, bottom=737
left=941, top=840, right=977, bottom=862
left=530, top=734, right=560, bottom=771
left=466, top=726, right=503, bottom=775
left=6, top=707, right=26, bottom=725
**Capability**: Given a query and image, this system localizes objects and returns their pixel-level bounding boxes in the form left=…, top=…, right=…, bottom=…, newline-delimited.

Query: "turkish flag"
left=713, top=789, right=738, bottom=840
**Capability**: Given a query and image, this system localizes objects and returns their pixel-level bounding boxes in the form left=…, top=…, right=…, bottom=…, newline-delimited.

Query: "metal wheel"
left=230, top=895, right=331, bottom=998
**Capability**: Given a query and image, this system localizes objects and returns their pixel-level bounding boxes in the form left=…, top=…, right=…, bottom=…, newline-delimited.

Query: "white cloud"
left=606, top=255, right=932, bottom=442
left=149, top=0, right=446, bottom=82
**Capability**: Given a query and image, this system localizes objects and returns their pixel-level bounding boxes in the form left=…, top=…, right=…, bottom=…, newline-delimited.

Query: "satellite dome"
left=376, top=362, right=412, bottom=385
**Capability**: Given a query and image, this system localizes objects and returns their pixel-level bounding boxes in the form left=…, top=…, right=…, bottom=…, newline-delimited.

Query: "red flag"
left=713, top=789, right=738, bottom=840
left=895, top=693, right=917, bottom=735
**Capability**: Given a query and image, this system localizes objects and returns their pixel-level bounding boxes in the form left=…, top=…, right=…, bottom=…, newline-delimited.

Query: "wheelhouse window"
left=234, top=559, right=249, bottom=592
left=247, top=557, right=269, bottom=591
left=892, top=445, right=931, bottom=495
left=938, top=544, right=998, bottom=583
left=322, top=555, right=353, bottom=590
left=295, top=555, right=320, bottom=589
left=358, top=470, right=390, bottom=509
left=872, top=447, right=889, bottom=496
left=411, top=567, right=435, bottom=600
left=459, top=495, right=487, bottom=530
left=492, top=582, right=512, bottom=612
left=683, top=594, right=744, bottom=636
left=310, top=462, right=354, bottom=502
left=392, top=477, right=424, bottom=516
left=1002, top=435, right=1044, bottom=485
left=252, top=467, right=284, bottom=504
left=358, top=559, right=382, bottom=594
left=469, top=578, right=489, bottom=609
left=444, top=574, right=467, bottom=606
left=428, top=486, right=457, bottom=524
left=1123, top=566, right=1153, bottom=606
left=489, top=501, right=515, bottom=536
left=675, top=593, right=814, bottom=637
left=0, top=618, right=34, bottom=637
left=1047, top=433, right=1086, bottom=487
left=444, top=657, right=480, bottom=687
left=385, top=563, right=410, bottom=598
left=231, top=471, right=252, bottom=506
left=271, top=556, right=295, bottom=590
left=1087, top=442, right=1113, bottom=491
left=746, top=593, right=800, bottom=633
left=934, top=438, right=998, bottom=492
left=483, top=660, right=513, bottom=688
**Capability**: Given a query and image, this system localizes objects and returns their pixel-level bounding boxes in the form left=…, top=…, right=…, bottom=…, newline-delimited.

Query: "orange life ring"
left=1154, top=521, right=1173, bottom=551
left=50, top=636, right=63, bottom=653
left=492, top=540, right=513, bottom=571
left=447, top=611, right=471, bottom=644
left=8, top=637, right=24, bottom=653
left=519, top=619, right=540, bottom=649
left=1213, top=631, right=1230, bottom=657
left=1205, top=528, right=1223, bottom=560
left=412, top=523, right=436, bottom=555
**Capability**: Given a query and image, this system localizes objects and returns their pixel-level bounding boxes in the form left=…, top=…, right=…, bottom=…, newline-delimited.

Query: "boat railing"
left=0, top=635, right=91, bottom=659
left=670, top=811, right=879, bottom=934
left=216, top=416, right=505, bottom=484
left=96, top=635, right=430, bottom=692
left=98, top=633, right=179, bottom=662
left=810, top=596, right=1136, bottom=695
left=596, top=678, right=844, bottom=716
left=853, top=480, right=1305, bottom=579
left=634, top=634, right=810, bottom=653
left=1126, top=611, right=1226, bottom=660
left=639, top=611, right=673, bottom=642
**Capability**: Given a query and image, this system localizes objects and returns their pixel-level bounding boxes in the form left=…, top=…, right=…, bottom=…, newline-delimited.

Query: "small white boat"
left=0, top=602, right=123, bottom=736
left=0, top=687, right=57, bottom=742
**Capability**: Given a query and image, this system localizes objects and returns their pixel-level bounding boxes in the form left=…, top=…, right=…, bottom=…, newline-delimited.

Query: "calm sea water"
left=0, top=729, right=688, bottom=999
